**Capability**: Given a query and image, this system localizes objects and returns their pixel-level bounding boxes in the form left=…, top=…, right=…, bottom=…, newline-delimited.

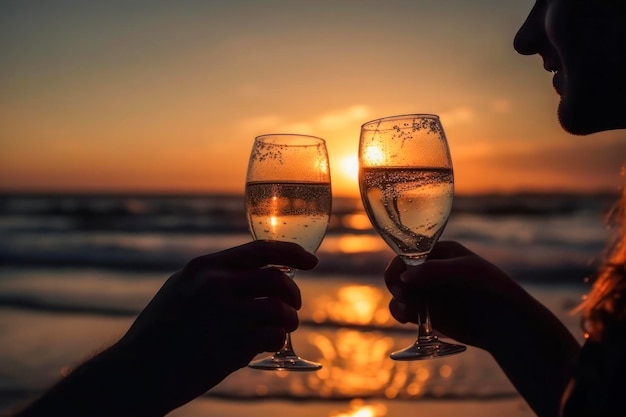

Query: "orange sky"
left=1, top=1, right=623, bottom=197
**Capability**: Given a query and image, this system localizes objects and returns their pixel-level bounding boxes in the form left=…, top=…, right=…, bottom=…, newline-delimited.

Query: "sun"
left=340, top=155, right=359, bottom=182
left=363, top=145, right=384, bottom=165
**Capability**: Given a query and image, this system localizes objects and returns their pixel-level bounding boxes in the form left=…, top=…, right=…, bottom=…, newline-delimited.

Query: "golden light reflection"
left=384, top=387, right=398, bottom=399
left=289, top=283, right=461, bottom=400
left=319, top=158, right=330, bottom=175
left=338, top=236, right=378, bottom=255
left=342, top=214, right=373, bottom=231
left=311, top=285, right=390, bottom=326
left=322, top=235, right=389, bottom=255
left=308, top=329, right=395, bottom=397
left=330, top=399, right=387, bottom=417
left=439, top=364, right=453, bottom=378
left=269, top=195, right=278, bottom=231
left=406, top=382, right=421, bottom=396
left=363, top=145, right=385, bottom=166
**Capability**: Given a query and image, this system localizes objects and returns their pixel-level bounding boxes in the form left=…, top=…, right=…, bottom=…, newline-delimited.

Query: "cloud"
left=240, top=105, right=372, bottom=135
left=277, top=122, right=315, bottom=134
left=240, top=116, right=314, bottom=135
left=454, top=134, right=624, bottom=192
left=240, top=115, right=284, bottom=132
left=316, top=105, right=371, bottom=130
left=439, top=106, right=475, bottom=127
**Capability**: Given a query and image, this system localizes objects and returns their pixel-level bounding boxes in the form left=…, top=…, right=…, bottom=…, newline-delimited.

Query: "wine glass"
left=245, top=133, right=331, bottom=371
left=358, top=114, right=466, bottom=360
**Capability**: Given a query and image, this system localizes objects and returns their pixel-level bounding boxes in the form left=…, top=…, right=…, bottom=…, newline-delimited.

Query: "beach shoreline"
left=169, top=396, right=537, bottom=417
left=0, top=192, right=602, bottom=417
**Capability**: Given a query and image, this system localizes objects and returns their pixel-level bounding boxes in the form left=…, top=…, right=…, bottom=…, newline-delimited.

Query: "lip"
left=552, top=70, right=564, bottom=96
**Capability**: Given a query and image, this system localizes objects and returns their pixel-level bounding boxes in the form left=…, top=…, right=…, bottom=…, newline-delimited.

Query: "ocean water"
left=0, top=192, right=618, bottom=416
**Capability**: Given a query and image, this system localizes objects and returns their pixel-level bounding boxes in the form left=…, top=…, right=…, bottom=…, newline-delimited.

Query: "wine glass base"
left=390, top=338, right=466, bottom=361
left=248, top=354, right=322, bottom=371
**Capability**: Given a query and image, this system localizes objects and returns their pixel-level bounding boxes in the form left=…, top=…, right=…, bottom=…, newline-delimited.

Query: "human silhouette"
left=386, top=1, right=626, bottom=416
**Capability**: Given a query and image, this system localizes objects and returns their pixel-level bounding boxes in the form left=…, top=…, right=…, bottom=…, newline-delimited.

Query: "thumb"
left=191, top=240, right=319, bottom=271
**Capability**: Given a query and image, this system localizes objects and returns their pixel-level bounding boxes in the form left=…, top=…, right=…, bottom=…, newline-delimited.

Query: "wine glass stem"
left=417, top=306, right=436, bottom=341
left=274, top=333, right=298, bottom=358
left=404, top=260, right=436, bottom=340
left=272, top=265, right=297, bottom=356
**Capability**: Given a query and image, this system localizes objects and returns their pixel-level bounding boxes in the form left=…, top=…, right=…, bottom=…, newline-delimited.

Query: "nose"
left=513, top=2, right=545, bottom=56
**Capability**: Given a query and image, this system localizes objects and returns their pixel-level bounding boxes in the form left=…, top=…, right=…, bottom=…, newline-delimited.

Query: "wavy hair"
left=581, top=182, right=626, bottom=341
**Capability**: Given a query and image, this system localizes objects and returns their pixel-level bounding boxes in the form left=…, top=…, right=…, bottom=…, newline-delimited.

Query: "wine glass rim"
left=255, top=133, right=326, bottom=146
left=361, top=113, right=440, bottom=130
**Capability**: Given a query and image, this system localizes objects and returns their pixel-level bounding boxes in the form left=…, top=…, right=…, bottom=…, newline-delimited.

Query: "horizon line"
left=0, top=188, right=620, bottom=198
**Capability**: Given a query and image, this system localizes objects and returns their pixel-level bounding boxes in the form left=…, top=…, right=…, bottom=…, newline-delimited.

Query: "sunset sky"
left=1, top=0, right=624, bottom=197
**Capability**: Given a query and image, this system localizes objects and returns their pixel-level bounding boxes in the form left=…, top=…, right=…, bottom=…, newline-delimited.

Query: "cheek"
left=544, top=1, right=567, bottom=47
left=544, top=1, right=594, bottom=62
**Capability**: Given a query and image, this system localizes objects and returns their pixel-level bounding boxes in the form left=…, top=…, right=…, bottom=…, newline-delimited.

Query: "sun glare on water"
left=331, top=400, right=387, bottom=417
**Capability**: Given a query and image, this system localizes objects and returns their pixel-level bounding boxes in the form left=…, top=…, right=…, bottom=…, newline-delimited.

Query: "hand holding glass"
left=358, top=114, right=466, bottom=360
left=245, top=134, right=331, bottom=370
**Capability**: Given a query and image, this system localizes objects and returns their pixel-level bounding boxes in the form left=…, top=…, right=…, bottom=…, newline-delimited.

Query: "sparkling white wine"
left=246, top=181, right=332, bottom=254
left=359, top=167, right=453, bottom=261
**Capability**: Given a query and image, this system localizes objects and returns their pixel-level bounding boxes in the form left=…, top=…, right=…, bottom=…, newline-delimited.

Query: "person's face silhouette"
left=514, top=0, right=626, bottom=135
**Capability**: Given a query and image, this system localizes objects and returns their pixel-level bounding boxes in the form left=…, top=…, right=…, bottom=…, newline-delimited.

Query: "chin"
left=557, top=96, right=625, bottom=136
left=557, top=73, right=626, bottom=135
left=558, top=112, right=599, bottom=136
left=557, top=107, right=597, bottom=136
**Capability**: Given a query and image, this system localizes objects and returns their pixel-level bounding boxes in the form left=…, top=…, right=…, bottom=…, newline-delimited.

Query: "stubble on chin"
left=557, top=102, right=587, bottom=136
left=557, top=70, right=626, bottom=135
left=556, top=92, right=613, bottom=136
